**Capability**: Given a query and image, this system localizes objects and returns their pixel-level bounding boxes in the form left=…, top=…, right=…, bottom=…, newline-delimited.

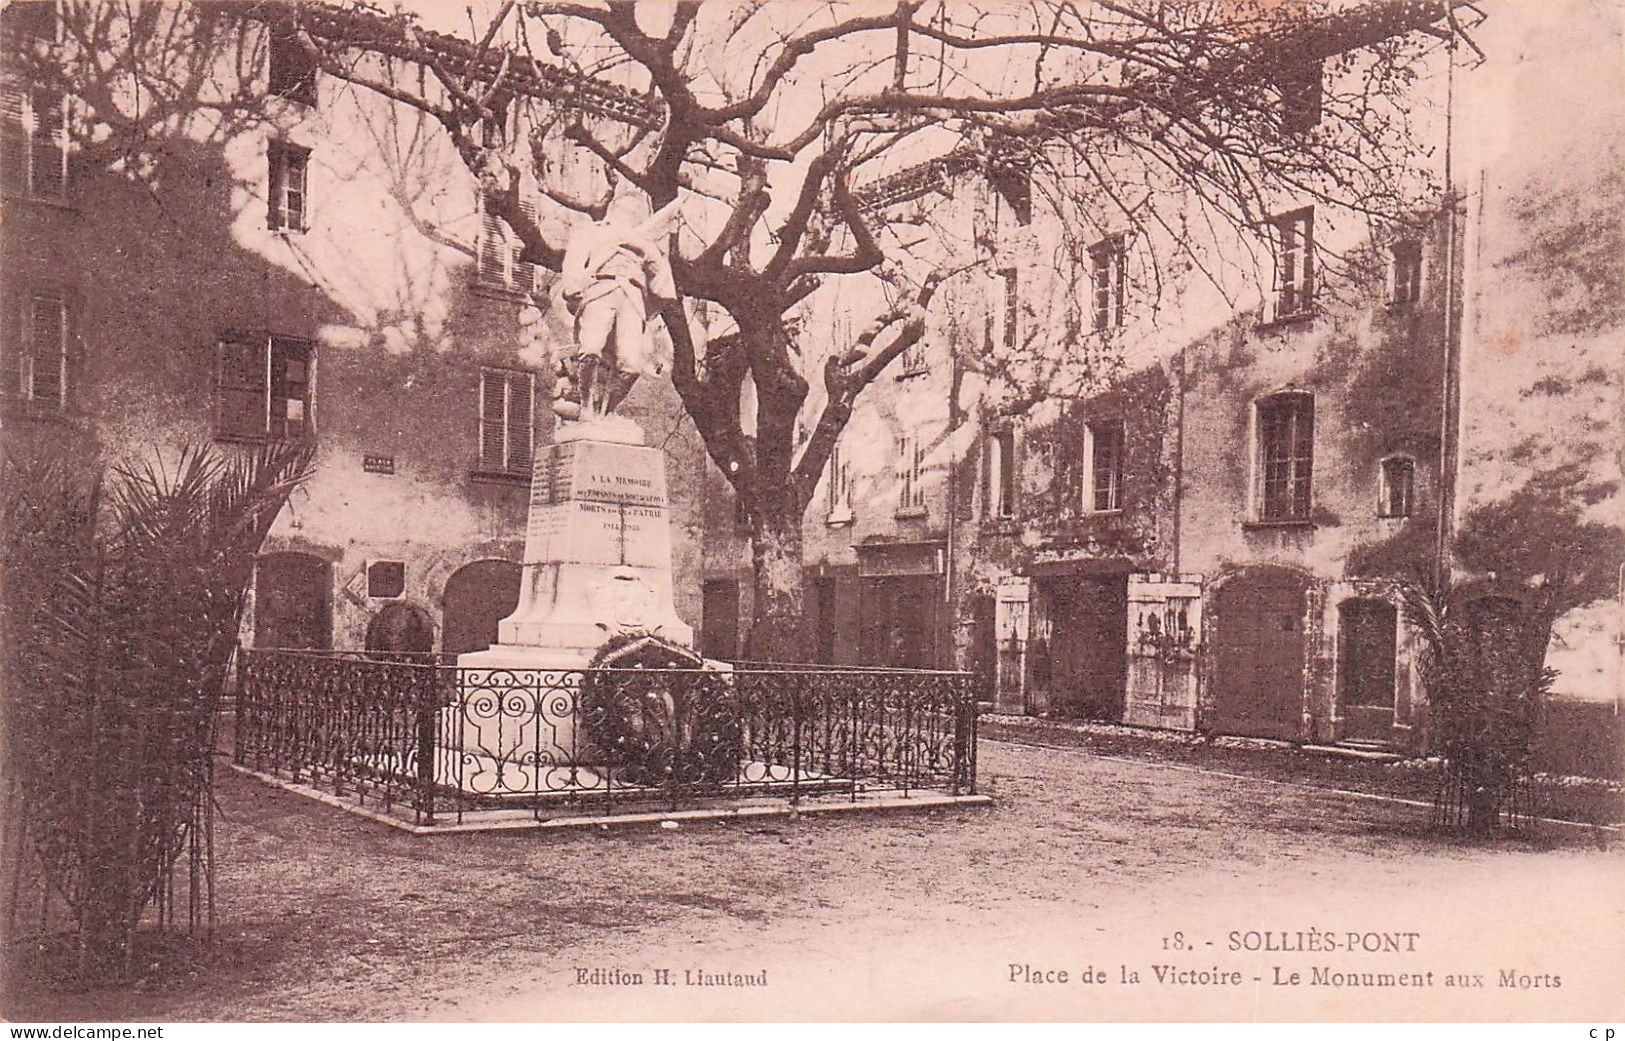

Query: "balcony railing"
left=234, top=649, right=979, bottom=827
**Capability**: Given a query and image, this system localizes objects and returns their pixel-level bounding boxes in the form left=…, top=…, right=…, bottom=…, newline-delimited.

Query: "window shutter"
left=1, top=88, right=28, bottom=196
left=896, top=436, right=908, bottom=508
left=1278, top=218, right=1298, bottom=315
left=216, top=339, right=269, bottom=440
left=2, top=293, right=21, bottom=398
left=505, top=371, right=533, bottom=472
left=284, top=148, right=306, bottom=232
left=478, top=368, right=506, bottom=470
left=513, top=199, right=539, bottom=293
left=27, top=292, right=65, bottom=407
left=982, top=434, right=993, bottom=517
left=30, top=88, right=65, bottom=199
left=915, top=438, right=926, bottom=508
left=267, top=141, right=285, bottom=230
left=1292, top=398, right=1314, bottom=518
left=479, top=208, right=508, bottom=285
left=512, top=245, right=535, bottom=294
left=1299, top=210, right=1315, bottom=306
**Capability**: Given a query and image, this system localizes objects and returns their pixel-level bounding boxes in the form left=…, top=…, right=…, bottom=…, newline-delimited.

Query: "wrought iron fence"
left=234, top=650, right=979, bottom=826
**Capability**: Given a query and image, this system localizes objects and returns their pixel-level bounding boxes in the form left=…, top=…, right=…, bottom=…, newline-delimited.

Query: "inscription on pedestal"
left=532, top=441, right=665, bottom=509
left=524, top=441, right=674, bottom=569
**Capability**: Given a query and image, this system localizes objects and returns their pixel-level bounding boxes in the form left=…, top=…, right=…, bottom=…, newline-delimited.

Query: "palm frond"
left=4, top=437, right=315, bottom=976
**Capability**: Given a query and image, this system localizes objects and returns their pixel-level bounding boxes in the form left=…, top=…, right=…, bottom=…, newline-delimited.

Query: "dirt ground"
left=4, top=736, right=1622, bottom=1023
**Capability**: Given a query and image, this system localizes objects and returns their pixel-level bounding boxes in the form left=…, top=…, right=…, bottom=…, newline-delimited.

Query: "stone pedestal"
left=455, top=417, right=694, bottom=766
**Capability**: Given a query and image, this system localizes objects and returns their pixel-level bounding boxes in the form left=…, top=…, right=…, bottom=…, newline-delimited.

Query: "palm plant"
left=1402, top=582, right=1551, bottom=836
left=2, top=439, right=314, bottom=978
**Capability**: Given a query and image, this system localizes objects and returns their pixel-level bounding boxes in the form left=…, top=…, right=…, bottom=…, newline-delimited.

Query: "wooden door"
left=893, top=579, right=939, bottom=669
left=699, top=578, right=740, bottom=661
left=1046, top=577, right=1128, bottom=720
left=1211, top=569, right=1307, bottom=740
left=254, top=553, right=331, bottom=650
left=812, top=576, right=838, bottom=664
left=859, top=577, right=940, bottom=669
left=1338, top=599, right=1398, bottom=742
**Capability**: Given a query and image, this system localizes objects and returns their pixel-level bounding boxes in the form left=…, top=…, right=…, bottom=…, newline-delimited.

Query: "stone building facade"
left=695, top=0, right=1622, bottom=760
left=1, top=3, right=709, bottom=660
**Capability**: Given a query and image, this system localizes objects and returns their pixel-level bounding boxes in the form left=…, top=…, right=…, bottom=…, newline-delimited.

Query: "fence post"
left=790, top=674, right=803, bottom=806
left=965, top=677, right=979, bottom=795
left=415, top=676, right=438, bottom=826
left=847, top=677, right=859, bottom=803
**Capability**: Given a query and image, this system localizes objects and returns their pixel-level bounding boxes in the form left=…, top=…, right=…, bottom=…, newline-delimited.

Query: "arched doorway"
left=441, top=559, right=522, bottom=655
left=1338, top=598, right=1398, bottom=743
left=365, top=602, right=434, bottom=658
left=254, top=552, right=332, bottom=649
left=1210, top=567, right=1309, bottom=740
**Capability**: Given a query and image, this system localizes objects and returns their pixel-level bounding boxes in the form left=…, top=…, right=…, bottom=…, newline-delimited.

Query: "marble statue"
left=553, top=190, right=681, bottom=420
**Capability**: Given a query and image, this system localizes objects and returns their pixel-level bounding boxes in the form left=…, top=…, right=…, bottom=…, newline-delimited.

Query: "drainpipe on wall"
left=944, top=341, right=963, bottom=668
left=1433, top=16, right=1463, bottom=593
left=1172, top=348, right=1186, bottom=578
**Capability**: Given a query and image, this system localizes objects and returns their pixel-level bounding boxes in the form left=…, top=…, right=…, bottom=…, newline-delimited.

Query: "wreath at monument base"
left=578, top=631, right=741, bottom=789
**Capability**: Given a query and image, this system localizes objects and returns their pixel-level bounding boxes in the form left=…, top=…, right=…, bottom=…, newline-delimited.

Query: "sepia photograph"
left=0, top=0, right=1620, bottom=1025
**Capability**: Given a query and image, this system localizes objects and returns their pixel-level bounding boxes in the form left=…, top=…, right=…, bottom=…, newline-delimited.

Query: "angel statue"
left=552, top=190, right=681, bottom=420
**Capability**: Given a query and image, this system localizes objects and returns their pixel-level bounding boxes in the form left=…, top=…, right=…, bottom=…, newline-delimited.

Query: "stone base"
left=454, top=643, right=598, bottom=766
left=452, top=642, right=732, bottom=769
left=455, top=419, right=698, bottom=768
left=498, top=561, right=694, bottom=650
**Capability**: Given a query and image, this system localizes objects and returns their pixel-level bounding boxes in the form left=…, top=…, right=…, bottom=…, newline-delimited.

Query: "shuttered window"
left=1378, top=455, right=1415, bottom=518
left=1088, top=235, right=1127, bottom=331
left=1271, top=208, right=1315, bottom=319
left=478, top=367, right=535, bottom=475
left=477, top=195, right=538, bottom=295
left=1389, top=239, right=1423, bottom=305
left=7, top=289, right=69, bottom=409
left=826, top=436, right=852, bottom=519
left=1277, top=57, right=1325, bottom=135
left=215, top=336, right=314, bottom=442
left=897, top=434, right=925, bottom=513
left=267, top=140, right=309, bottom=232
left=1086, top=420, right=1124, bottom=512
left=1, top=85, right=69, bottom=201
left=268, top=25, right=318, bottom=106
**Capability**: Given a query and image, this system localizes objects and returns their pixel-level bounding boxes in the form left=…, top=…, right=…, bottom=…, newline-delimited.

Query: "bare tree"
left=21, top=0, right=1473, bottom=658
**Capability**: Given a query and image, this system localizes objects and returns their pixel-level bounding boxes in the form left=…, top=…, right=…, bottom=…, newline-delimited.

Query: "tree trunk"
left=1465, top=784, right=1498, bottom=837
left=745, top=513, right=806, bottom=661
